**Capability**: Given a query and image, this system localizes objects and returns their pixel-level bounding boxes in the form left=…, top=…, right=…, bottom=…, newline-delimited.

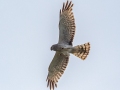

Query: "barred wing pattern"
left=72, top=43, right=90, bottom=60
left=46, top=52, right=69, bottom=90
left=59, top=0, right=76, bottom=45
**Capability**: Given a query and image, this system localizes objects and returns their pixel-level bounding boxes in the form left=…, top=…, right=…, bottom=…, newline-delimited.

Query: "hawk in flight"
left=46, top=1, right=90, bottom=90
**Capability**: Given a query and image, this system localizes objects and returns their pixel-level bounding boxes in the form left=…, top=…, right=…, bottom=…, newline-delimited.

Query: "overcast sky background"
left=0, top=0, right=120, bottom=90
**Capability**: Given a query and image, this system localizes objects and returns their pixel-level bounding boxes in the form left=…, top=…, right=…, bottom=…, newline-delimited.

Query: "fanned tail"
left=71, top=42, right=90, bottom=60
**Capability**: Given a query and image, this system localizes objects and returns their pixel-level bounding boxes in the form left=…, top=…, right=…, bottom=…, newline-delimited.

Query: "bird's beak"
left=50, top=47, right=52, bottom=51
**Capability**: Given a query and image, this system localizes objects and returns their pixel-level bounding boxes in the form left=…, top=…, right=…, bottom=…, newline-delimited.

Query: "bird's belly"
left=61, top=51, right=70, bottom=56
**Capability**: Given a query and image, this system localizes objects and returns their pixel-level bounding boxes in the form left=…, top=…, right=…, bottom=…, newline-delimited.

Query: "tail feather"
left=71, top=42, right=90, bottom=60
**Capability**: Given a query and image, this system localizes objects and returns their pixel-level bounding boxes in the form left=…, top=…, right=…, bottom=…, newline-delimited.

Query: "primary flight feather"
left=46, top=1, right=90, bottom=90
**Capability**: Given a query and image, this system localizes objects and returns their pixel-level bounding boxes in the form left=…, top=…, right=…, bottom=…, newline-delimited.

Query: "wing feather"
left=59, top=0, right=75, bottom=45
left=46, top=52, right=69, bottom=90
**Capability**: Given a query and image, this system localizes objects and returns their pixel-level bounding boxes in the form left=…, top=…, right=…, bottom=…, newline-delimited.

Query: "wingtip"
left=60, top=0, right=74, bottom=15
left=46, top=78, right=57, bottom=90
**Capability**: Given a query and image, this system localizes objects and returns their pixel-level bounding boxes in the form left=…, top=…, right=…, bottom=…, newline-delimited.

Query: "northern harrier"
left=46, top=1, right=90, bottom=90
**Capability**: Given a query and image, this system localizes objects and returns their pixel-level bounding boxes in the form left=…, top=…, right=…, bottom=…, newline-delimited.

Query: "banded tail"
left=71, top=42, right=90, bottom=60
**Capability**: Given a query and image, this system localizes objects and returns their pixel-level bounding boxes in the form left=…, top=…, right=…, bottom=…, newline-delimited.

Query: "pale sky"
left=0, top=0, right=120, bottom=90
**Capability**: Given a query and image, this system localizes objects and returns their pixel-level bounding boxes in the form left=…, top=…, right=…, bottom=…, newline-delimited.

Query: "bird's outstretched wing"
left=59, top=0, right=76, bottom=45
left=46, top=52, right=69, bottom=90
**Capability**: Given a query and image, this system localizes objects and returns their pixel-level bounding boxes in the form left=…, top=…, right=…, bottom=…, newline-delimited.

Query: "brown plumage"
left=47, top=2, right=75, bottom=89
left=59, top=0, right=75, bottom=45
left=71, top=42, right=90, bottom=60
left=47, top=1, right=90, bottom=90
left=46, top=52, right=69, bottom=90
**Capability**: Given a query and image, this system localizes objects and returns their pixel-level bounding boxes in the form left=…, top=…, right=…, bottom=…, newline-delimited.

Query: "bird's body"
left=46, top=1, right=90, bottom=90
left=51, top=44, right=73, bottom=54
